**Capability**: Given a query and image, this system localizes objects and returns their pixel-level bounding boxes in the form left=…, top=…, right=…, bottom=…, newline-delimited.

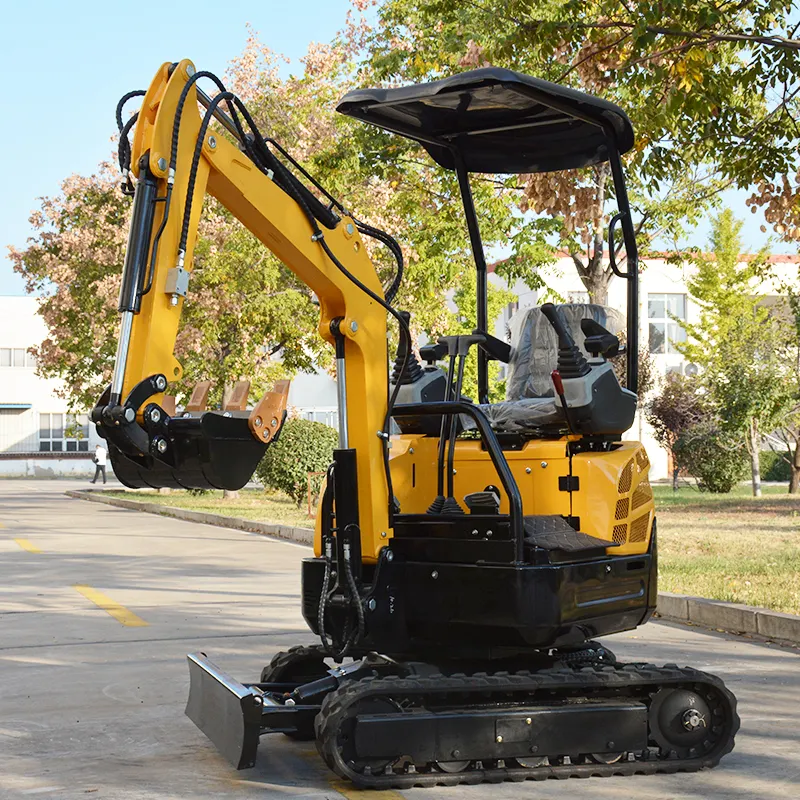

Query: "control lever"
left=580, top=318, right=621, bottom=359
left=540, top=303, right=591, bottom=378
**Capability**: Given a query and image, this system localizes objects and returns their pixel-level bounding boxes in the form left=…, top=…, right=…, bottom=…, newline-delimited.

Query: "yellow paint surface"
left=14, top=538, right=41, bottom=554
left=73, top=585, right=149, bottom=627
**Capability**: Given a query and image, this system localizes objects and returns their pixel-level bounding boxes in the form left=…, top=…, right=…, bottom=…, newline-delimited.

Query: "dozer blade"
left=185, top=652, right=263, bottom=770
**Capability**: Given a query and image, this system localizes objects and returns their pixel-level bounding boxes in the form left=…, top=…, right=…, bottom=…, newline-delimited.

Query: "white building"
left=0, top=296, right=102, bottom=477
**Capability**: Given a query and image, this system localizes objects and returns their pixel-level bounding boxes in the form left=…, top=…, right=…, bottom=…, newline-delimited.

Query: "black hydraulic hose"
left=355, top=221, right=404, bottom=304
left=116, top=89, right=146, bottom=132
left=435, top=351, right=457, bottom=499
left=178, top=91, right=235, bottom=254
left=446, top=354, right=467, bottom=498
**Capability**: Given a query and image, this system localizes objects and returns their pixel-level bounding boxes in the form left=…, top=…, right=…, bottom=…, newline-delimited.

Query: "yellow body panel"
left=314, top=434, right=655, bottom=558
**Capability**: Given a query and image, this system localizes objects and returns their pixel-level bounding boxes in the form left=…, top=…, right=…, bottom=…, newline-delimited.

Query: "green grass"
left=655, top=485, right=800, bottom=614
left=103, top=488, right=314, bottom=530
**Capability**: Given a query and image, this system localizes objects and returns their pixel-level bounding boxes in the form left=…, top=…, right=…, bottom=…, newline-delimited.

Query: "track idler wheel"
left=649, top=687, right=715, bottom=758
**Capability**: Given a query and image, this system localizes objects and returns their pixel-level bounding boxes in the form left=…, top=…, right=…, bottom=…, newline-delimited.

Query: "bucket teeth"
left=186, top=380, right=212, bottom=412
left=224, top=380, right=251, bottom=411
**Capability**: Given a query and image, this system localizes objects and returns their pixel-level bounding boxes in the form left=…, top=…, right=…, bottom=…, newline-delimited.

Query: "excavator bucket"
left=99, top=379, right=291, bottom=491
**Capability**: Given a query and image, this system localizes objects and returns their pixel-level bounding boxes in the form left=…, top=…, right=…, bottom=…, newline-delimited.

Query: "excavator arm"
left=94, top=59, right=392, bottom=556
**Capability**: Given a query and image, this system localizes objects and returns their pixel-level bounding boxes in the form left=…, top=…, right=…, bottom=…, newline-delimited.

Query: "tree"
left=680, top=210, right=795, bottom=496
left=369, top=0, right=800, bottom=302
left=10, top=16, right=536, bottom=412
left=646, top=373, right=709, bottom=490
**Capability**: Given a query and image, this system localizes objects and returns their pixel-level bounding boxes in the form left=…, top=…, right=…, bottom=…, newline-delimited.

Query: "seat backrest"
left=505, top=303, right=624, bottom=400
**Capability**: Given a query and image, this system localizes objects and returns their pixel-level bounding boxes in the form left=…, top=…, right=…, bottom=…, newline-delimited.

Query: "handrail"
left=392, top=401, right=524, bottom=561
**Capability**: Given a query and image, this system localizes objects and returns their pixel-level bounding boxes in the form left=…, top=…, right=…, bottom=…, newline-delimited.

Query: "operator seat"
left=481, top=303, right=624, bottom=433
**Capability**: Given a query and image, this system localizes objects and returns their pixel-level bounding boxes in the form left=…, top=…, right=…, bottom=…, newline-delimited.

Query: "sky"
left=0, top=0, right=791, bottom=296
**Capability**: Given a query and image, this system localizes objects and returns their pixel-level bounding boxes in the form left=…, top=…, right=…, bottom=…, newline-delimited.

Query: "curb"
left=65, top=489, right=314, bottom=546
left=656, top=591, right=800, bottom=645
left=65, top=489, right=800, bottom=646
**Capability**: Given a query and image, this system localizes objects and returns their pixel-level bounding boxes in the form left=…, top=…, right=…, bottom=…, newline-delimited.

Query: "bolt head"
left=525, top=467, right=532, bottom=474
left=530, top=745, right=538, bottom=753
left=526, top=717, right=532, bottom=725
left=496, top=735, right=503, bottom=743
left=385, top=550, right=394, bottom=562
left=156, top=438, right=168, bottom=454
left=271, top=417, right=278, bottom=427
left=367, top=598, right=377, bottom=611
left=123, top=407, right=136, bottom=423
left=540, top=461, right=548, bottom=468
left=208, top=135, right=217, bottom=149
left=155, top=375, right=167, bottom=391
left=607, top=741, right=615, bottom=748
left=431, top=570, right=438, bottom=579
left=350, top=320, right=358, bottom=333
left=223, top=411, right=232, bottom=418
left=471, top=529, right=479, bottom=536
left=254, top=416, right=262, bottom=427
left=346, top=222, right=355, bottom=235
left=451, top=749, right=460, bottom=758
left=381, top=531, right=387, bottom=538
left=149, top=408, right=161, bottom=423
left=186, top=64, right=195, bottom=77
left=409, top=447, right=415, bottom=454
left=486, top=529, right=493, bottom=537
left=157, top=157, right=167, bottom=171
left=262, top=430, right=269, bottom=440
left=170, top=294, right=179, bottom=306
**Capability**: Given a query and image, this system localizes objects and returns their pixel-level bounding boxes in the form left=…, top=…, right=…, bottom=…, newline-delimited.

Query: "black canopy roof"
left=336, top=67, right=634, bottom=174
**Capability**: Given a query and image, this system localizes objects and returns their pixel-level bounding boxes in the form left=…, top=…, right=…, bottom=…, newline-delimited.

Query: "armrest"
left=473, top=329, right=512, bottom=363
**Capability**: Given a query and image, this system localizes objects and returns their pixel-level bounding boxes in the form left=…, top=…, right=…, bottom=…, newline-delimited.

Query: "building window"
left=0, top=348, right=36, bottom=368
left=648, top=293, right=687, bottom=354
left=39, top=413, right=90, bottom=452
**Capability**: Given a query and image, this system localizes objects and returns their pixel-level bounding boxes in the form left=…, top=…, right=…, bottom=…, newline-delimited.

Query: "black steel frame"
left=343, top=85, right=641, bottom=399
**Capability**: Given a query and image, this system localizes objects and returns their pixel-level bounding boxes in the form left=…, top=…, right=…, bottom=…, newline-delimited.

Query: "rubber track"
left=315, top=664, right=739, bottom=789
left=260, top=645, right=330, bottom=682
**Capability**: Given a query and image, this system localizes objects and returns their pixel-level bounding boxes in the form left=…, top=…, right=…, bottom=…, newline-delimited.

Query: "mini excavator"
left=94, top=60, right=739, bottom=788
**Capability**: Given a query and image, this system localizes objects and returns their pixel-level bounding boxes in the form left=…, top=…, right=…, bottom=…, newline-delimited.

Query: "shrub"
left=674, top=421, right=747, bottom=493
left=254, top=418, right=338, bottom=505
left=760, top=450, right=792, bottom=483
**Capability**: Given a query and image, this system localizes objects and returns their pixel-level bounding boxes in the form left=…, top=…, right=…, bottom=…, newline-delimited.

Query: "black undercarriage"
left=186, top=645, right=739, bottom=789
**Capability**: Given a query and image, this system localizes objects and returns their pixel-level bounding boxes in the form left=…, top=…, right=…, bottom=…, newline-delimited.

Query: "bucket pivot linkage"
left=92, top=378, right=290, bottom=491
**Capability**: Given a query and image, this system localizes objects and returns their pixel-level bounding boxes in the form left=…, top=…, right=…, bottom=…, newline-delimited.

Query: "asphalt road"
left=0, top=479, right=798, bottom=800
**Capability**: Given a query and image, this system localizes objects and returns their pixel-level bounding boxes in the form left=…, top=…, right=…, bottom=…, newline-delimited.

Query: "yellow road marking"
left=73, top=585, right=149, bottom=627
left=14, top=538, right=41, bottom=553
left=330, top=779, right=405, bottom=800
left=0, top=521, right=5, bottom=528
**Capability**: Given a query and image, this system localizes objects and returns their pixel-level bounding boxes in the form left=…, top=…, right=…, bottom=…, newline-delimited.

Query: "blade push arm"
left=100, top=60, right=391, bottom=551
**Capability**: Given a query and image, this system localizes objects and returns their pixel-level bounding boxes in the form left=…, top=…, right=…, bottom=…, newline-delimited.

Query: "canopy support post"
left=454, top=153, right=489, bottom=404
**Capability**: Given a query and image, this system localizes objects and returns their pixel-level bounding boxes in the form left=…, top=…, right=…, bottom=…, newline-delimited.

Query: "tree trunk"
left=223, top=489, right=239, bottom=500
left=749, top=418, right=762, bottom=497
left=672, top=464, right=680, bottom=492
left=790, top=438, right=800, bottom=494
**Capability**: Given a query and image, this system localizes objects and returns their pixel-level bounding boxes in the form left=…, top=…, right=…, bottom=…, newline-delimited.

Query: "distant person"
left=91, top=444, right=107, bottom=485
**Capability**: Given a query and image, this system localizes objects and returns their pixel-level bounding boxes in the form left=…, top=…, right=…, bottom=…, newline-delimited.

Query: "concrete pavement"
left=0, top=479, right=798, bottom=799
